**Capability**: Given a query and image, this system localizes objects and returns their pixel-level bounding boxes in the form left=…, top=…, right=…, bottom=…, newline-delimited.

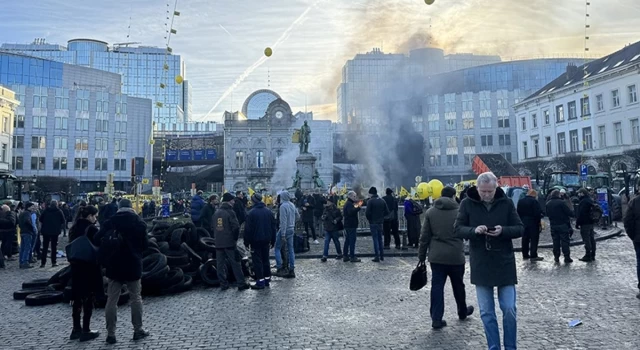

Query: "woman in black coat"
left=68, top=205, right=103, bottom=342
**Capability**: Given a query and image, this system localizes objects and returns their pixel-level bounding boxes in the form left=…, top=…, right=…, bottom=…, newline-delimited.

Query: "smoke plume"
left=269, top=147, right=299, bottom=194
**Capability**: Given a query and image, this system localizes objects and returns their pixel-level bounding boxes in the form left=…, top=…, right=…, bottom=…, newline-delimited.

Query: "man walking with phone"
left=455, top=172, right=524, bottom=350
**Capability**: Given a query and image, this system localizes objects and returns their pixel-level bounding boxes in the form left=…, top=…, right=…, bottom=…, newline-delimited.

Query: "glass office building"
left=1, top=38, right=189, bottom=129
left=0, top=52, right=153, bottom=191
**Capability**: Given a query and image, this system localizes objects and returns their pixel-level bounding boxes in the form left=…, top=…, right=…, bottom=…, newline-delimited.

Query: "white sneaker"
left=313, top=240, right=319, bottom=244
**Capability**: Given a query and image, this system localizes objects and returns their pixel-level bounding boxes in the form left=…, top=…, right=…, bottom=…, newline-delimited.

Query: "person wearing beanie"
left=382, top=188, right=400, bottom=250
left=517, top=189, right=544, bottom=261
left=419, top=186, right=474, bottom=329
left=365, top=186, right=390, bottom=262
left=244, top=193, right=276, bottom=289
left=93, top=195, right=150, bottom=344
left=213, top=193, right=249, bottom=290
left=576, top=187, right=597, bottom=262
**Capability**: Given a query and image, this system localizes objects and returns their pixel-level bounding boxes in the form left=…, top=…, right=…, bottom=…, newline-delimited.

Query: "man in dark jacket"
left=365, top=187, right=390, bottom=262
left=18, top=203, right=38, bottom=269
left=39, top=200, right=66, bottom=267
left=321, top=201, right=343, bottom=262
left=213, top=193, right=249, bottom=291
left=190, top=191, right=206, bottom=227
left=546, top=190, right=575, bottom=263
left=93, top=198, right=149, bottom=344
left=244, top=194, right=276, bottom=290
left=623, top=190, right=640, bottom=299
left=60, top=202, right=71, bottom=237
left=575, top=188, right=596, bottom=262
left=300, top=192, right=317, bottom=244
left=404, top=197, right=423, bottom=247
left=102, top=198, right=118, bottom=223
left=382, top=188, right=400, bottom=249
left=342, top=191, right=362, bottom=262
left=200, top=194, right=218, bottom=235
left=0, top=205, right=17, bottom=268
left=312, top=191, right=326, bottom=234
left=454, top=172, right=523, bottom=350
left=517, top=189, right=544, bottom=261
left=233, top=191, right=247, bottom=227
left=419, top=187, right=474, bottom=329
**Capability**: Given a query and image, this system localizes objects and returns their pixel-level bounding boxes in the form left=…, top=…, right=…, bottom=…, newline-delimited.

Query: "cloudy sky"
left=2, top=0, right=640, bottom=122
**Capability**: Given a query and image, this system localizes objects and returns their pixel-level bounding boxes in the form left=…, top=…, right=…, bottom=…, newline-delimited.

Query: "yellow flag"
left=399, top=186, right=409, bottom=198
left=248, top=187, right=255, bottom=196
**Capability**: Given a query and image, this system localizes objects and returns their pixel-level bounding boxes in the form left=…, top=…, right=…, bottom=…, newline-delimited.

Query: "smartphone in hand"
left=486, top=226, right=496, bottom=233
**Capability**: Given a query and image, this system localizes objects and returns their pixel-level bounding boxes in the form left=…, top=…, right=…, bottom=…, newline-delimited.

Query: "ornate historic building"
left=223, top=89, right=332, bottom=194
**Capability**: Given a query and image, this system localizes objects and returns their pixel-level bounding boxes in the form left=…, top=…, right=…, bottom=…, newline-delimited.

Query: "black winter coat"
left=233, top=199, right=246, bottom=225
left=343, top=199, right=361, bottom=229
left=94, top=209, right=148, bottom=282
left=546, top=198, right=574, bottom=228
left=382, top=194, right=398, bottom=220
left=244, top=202, right=276, bottom=246
left=312, top=194, right=326, bottom=217
left=200, top=203, right=216, bottom=231
left=322, top=205, right=343, bottom=232
left=39, top=207, right=66, bottom=237
left=576, top=195, right=594, bottom=227
left=365, top=195, right=389, bottom=225
left=623, top=194, right=640, bottom=243
left=69, top=218, right=103, bottom=299
left=455, top=187, right=524, bottom=287
left=213, top=202, right=240, bottom=249
left=516, top=195, right=542, bottom=228
left=300, top=196, right=315, bottom=223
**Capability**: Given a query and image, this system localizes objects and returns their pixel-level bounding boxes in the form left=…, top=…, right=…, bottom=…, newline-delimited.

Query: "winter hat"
left=222, top=193, right=235, bottom=202
left=385, top=188, right=393, bottom=195
left=118, top=198, right=132, bottom=208
left=578, top=188, right=589, bottom=196
left=368, top=187, right=378, bottom=195
left=441, top=186, right=456, bottom=199
left=251, top=193, right=263, bottom=204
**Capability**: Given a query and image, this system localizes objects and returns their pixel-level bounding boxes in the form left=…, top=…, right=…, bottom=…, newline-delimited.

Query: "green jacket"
left=418, top=197, right=465, bottom=265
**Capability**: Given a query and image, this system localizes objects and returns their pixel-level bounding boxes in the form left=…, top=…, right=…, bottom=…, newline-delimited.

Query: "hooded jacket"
left=418, top=197, right=464, bottom=265
left=455, top=186, right=524, bottom=286
left=212, top=202, right=240, bottom=249
left=576, top=195, right=595, bottom=227
left=546, top=197, right=574, bottom=228
left=244, top=202, right=276, bottom=246
left=39, top=206, right=66, bottom=236
left=278, top=191, right=299, bottom=232
left=190, top=195, right=205, bottom=221
left=300, top=195, right=315, bottom=223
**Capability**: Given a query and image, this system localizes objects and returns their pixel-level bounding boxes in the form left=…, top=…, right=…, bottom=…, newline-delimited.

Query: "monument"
left=292, top=120, right=319, bottom=191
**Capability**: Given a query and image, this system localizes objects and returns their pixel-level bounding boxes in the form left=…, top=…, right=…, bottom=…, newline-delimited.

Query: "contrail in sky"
left=218, top=24, right=233, bottom=38
left=201, top=0, right=325, bottom=121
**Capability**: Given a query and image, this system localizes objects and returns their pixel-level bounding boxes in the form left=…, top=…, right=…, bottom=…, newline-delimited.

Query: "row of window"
left=13, top=115, right=126, bottom=133
left=12, top=136, right=127, bottom=151
left=26, top=91, right=128, bottom=113
left=521, top=119, right=640, bottom=158
left=522, top=85, right=638, bottom=130
left=429, top=134, right=512, bottom=150
left=422, top=115, right=511, bottom=131
left=427, top=153, right=513, bottom=167
left=12, top=156, right=128, bottom=171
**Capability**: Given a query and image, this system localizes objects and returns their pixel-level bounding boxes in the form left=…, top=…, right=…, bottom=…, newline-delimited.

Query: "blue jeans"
left=370, top=223, right=383, bottom=259
left=476, top=285, right=517, bottom=350
left=343, top=228, right=357, bottom=259
left=20, top=234, right=34, bottom=265
left=274, top=228, right=295, bottom=270
left=323, top=231, right=342, bottom=257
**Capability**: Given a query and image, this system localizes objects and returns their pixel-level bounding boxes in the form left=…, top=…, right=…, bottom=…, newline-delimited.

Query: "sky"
left=2, top=0, right=640, bottom=122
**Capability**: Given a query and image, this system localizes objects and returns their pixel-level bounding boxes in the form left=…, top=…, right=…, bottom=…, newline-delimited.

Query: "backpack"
left=589, top=203, right=603, bottom=224
left=97, top=229, right=123, bottom=268
left=409, top=200, right=423, bottom=215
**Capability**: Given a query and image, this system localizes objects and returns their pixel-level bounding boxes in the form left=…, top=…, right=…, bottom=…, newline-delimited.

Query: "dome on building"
left=242, top=89, right=281, bottom=119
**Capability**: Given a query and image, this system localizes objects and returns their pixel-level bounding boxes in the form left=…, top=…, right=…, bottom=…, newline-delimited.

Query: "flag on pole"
left=399, top=186, right=409, bottom=198
left=248, top=187, right=255, bottom=196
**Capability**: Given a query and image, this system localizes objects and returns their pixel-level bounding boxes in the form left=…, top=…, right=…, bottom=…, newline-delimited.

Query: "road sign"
left=580, top=164, right=588, bottom=181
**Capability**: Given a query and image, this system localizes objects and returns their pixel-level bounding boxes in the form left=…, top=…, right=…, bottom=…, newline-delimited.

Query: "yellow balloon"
left=264, top=47, right=273, bottom=57
left=175, top=75, right=184, bottom=84
left=425, top=0, right=435, bottom=4
left=416, top=182, right=432, bottom=200
left=428, top=179, right=444, bottom=199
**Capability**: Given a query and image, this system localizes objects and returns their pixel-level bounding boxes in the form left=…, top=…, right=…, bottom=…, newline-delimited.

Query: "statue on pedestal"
left=299, top=120, right=311, bottom=154
left=292, top=170, right=301, bottom=189
left=313, top=169, right=324, bottom=189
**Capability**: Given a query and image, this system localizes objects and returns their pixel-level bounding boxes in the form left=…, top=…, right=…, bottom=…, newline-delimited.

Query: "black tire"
left=148, top=233, right=168, bottom=242
left=25, top=291, right=64, bottom=306
left=183, top=222, right=198, bottom=247
left=163, top=267, right=184, bottom=287
left=166, top=254, right=190, bottom=267
left=48, top=266, right=72, bottom=285
left=143, top=265, right=170, bottom=286
left=199, top=237, right=216, bottom=253
left=197, top=250, right=210, bottom=261
left=142, top=253, right=168, bottom=279
left=182, top=261, right=201, bottom=274
left=22, top=278, right=51, bottom=289
left=45, top=283, right=64, bottom=291
left=169, top=228, right=188, bottom=250
left=157, top=242, right=170, bottom=254
left=181, top=242, right=202, bottom=263
left=196, top=227, right=210, bottom=239
left=13, top=288, right=47, bottom=300
left=143, top=247, right=162, bottom=258
left=148, top=239, right=159, bottom=249
left=180, top=275, right=193, bottom=292
left=152, top=222, right=171, bottom=231
left=199, top=259, right=220, bottom=287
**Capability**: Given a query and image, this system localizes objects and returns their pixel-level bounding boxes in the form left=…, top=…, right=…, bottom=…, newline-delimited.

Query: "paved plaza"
left=1, top=233, right=639, bottom=350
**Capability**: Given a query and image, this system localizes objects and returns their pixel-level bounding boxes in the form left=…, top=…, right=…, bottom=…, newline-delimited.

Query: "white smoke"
left=269, top=147, right=299, bottom=194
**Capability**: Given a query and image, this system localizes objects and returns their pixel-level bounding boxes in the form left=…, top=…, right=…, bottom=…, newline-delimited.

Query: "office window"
left=428, top=115, right=440, bottom=131
left=545, top=136, right=552, bottom=155
left=429, top=137, right=440, bottom=151
left=521, top=116, right=526, bottom=130
left=498, top=116, right=509, bottom=128
left=113, top=159, right=126, bottom=171
left=55, top=88, right=69, bottom=110
left=598, top=125, right=606, bottom=148
left=612, top=89, right=620, bottom=107
left=53, top=157, right=68, bottom=170
left=481, top=135, right=493, bottom=146
left=31, top=156, right=46, bottom=170
left=445, top=119, right=456, bottom=130
left=412, top=116, right=423, bottom=133
left=464, top=154, right=474, bottom=165
left=631, top=119, right=640, bottom=143
left=75, top=118, right=89, bottom=131
left=629, top=85, right=638, bottom=104
left=522, top=141, right=528, bottom=159
left=557, top=132, right=566, bottom=154
left=12, top=156, right=23, bottom=170
left=54, top=117, right=68, bottom=130
left=429, top=155, right=441, bottom=166
left=14, top=114, right=25, bottom=128
left=480, top=115, right=491, bottom=128
left=31, top=136, right=46, bottom=149
left=235, top=151, right=245, bottom=168
left=75, top=138, right=88, bottom=151
left=570, top=130, right=579, bottom=152
left=463, top=135, right=475, bottom=147
left=76, top=90, right=90, bottom=111
left=568, top=101, right=577, bottom=120
left=556, top=105, right=565, bottom=123
left=95, top=158, right=109, bottom=171
left=446, top=154, right=458, bottom=166
left=74, top=158, right=88, bottom=170
left=498, top=134, right=511, bottom=146
left=533, top=138, right=539, bottom=157
left=596, top=94, right=604, bottom=111
left=33, top=87, right=48, bottom=108
left=447, top=136, right=458, bottom=148
left=54, top=136, right=67, bottom=150
left=543, top=110, right=550, bottom=125
left=114, top=139, right=127, bottom=152
left=581, top=97, right=590, bottom=117
left=582, top=127, right=593, bottom=150
left=12, top=136, right=24, bottom=149
left=531, top=113, right=537, bottom=128
left=33, top=116, right=46, bottom=129
left=256, top=150, right=265, bottom=168
left=615, top=122, right=623, bottom=145
left=95, top=139, right=108, bottom=151
left=462, top=118, right=474, bottom=130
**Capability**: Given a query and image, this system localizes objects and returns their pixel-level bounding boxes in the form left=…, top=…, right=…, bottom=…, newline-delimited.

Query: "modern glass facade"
left=1, top=39, right=189, bottom=129
left=0, top=52, right=152, bottom=191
